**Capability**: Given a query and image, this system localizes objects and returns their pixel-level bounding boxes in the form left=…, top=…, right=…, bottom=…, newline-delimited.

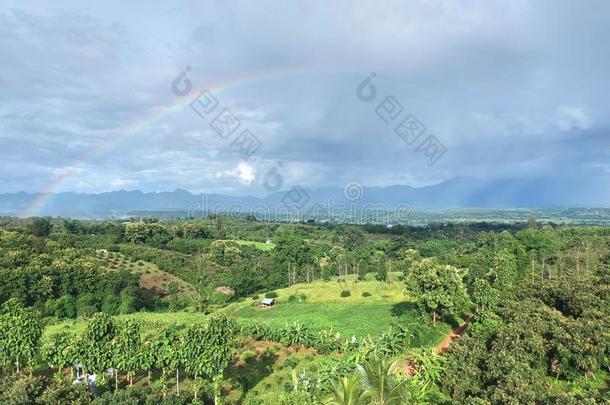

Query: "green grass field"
left=45, top=274, right=451, bottom=348
left=223, top=275, right=451, bottom=343
left=233, top=239, right=275, bottom=251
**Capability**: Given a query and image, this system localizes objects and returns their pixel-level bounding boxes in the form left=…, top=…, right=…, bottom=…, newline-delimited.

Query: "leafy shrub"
left=0, top=374, right=47, bottom=403
left=340, top=290, right=351, bottom=297
left=265, top=291, right=278, bottom=298
left=137, top=261, right=144, bottom=266
left=288, top=294, right=307, bottom=303
left=77, top=305, right=98, bottom=319
left=264, top=346, right=277, bottom=356
left=282, top=357, right=299, bottom=369
left=239, top=351, right=256, bottom=363
left=362, top=291, right=372, bottom=297
left=39, top=380, right=90, bottom=404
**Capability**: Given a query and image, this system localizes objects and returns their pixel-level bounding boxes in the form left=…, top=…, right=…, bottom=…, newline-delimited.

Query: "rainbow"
left=21, top=66, right=336, bottom=217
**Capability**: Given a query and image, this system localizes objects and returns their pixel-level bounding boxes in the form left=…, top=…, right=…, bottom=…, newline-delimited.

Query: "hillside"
left=223, top=274, right=452, bottom=343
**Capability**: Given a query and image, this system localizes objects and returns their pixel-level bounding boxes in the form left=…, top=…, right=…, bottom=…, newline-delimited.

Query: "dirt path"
left=435, top=319, right=470, bottom=354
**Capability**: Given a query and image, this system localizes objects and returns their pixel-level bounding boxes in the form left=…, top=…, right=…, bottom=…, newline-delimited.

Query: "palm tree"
left=325, top=373, right=370, bottom=405
left=359, top=355, right=407, bottom=405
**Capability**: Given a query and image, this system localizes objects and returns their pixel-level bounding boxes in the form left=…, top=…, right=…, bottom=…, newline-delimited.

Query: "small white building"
left=260, top=298, right=276, bottom=308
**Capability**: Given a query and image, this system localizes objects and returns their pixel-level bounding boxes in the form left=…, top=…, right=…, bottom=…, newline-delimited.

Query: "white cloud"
left=216, top=162, right=255, bottom=185
left=0, top=1, right=609, bottom=194
left=236, top=162, right=255, bottom=184
left=555, top=105, right=593, bottom=131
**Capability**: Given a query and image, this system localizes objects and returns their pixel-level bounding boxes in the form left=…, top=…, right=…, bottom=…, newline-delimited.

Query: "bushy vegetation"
left=0, top=215, right=608, bottom=402
left=0, top=228, right=141, bottom=318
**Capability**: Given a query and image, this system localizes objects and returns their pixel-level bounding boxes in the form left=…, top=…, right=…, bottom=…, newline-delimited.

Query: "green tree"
left=490, top=249, right=517, bottom=292
left=42, top=330, right=76, bottom=378
left=182, top=324, right=209, bottom=400
left=113, top=319, right=141, bottom=388
left=151, top=326, right=182, bottom=397
left=79, top=312, right=116, bottom=374
left=273, top=234, right=316, bottom=286
left=53, top=295, right=77, bottom=318
left=138, top=337, right=157, bottom=386
left=406, top=259, right=468, bottom=325
left=471, top=278, right=499, bottom=312
left=27, top=217, right=53, bottom=237
left=167, top=281, right=180, bottom=311
left=118, top=287, right=137, bottom=314
left=204, top=315, right=238, bottom=404
left=0, top=299, right=43, bottom=374
left=101, top=294, right=120, bottom=315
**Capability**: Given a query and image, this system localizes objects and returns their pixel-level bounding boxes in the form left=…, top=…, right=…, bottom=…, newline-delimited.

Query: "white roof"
left=261, top=298, right=276, bottom=305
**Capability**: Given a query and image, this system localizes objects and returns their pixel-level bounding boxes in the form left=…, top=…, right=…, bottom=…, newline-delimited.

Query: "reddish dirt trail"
left=435, top=319, right=470, bottom=354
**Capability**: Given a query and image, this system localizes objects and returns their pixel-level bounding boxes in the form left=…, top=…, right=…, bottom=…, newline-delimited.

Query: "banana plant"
left=359, top=354, right=407, bottom=405
left=325, top=373, right=371, bottom=405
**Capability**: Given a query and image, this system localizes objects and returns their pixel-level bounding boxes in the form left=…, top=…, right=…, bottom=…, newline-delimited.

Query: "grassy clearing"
left=232, top=239, right=275, bottom=251
left=45, top=274, right=450, bottom=348
left=223, top=275, right=451, bottom=344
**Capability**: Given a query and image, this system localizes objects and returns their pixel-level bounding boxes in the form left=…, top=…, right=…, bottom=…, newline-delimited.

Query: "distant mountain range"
left=0, top=177, right=607, bottom=219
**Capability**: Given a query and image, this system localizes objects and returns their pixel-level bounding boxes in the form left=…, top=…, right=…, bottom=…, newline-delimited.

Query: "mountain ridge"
left=1, top=176, right=606, bottom=218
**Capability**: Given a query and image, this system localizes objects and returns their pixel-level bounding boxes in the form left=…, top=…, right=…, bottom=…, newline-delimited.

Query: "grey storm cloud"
left=0, top=0, right=609, bottom=195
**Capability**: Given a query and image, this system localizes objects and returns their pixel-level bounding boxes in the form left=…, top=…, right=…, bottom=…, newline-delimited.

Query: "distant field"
left=95, top=251, right=198, bottom=300
left=232, top=239, right=276, bottom=251
left=45, top=274, right=450, bottom=348
left=223, top=274, right=451, bottom=343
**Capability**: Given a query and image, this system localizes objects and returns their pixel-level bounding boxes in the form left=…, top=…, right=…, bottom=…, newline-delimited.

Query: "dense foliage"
left=0, top=216, right=609, bottom=403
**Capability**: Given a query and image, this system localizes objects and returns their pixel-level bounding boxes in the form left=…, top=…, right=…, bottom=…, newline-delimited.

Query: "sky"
left=1, top=0, right=610, bottom=197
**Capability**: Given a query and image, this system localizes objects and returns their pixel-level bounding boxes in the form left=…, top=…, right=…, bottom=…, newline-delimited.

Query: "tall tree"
left=42, top=329, right=76, bottom=378
left=405, top=259, right=469, bottom=325
left=204, top=315, right=237, bottom=404
left=0, top=299, right=43, bottom=374
left=27, top=217, right=53, bottom=237
left=113, top=319, right=141, bottom=388
left=79, top=312, right=116, bottom=374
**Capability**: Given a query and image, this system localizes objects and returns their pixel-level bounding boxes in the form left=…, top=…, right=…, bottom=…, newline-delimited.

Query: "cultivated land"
left=96, top=251, right=197, bottom=300
left=223, top=274, right=452, bottom=343
left=45, top=275, right=452, bottom=347
left=4, top=217, right=608, bottom=403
